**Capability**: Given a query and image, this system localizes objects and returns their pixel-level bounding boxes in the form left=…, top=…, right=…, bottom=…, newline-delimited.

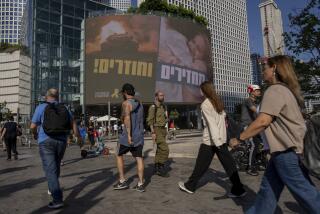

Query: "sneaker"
left=228, top=190, right=247, bottom=198
left=113, top=180, right=129, bottom=190
left=178, top=182, right=194, bottom=194
left=48, top=190, right=51, bottom=195
left=132, top=183, right=145, bottom=193
left=14, top=155, right=18, bottom=160
left=246, top=168, right=259, bottom=176
left=6, top=158, right=11, bottom=161
left=48, top=201, right=64, bottom=209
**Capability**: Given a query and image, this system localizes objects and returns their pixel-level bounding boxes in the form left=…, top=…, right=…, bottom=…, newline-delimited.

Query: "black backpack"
left=303, top=114, right=320, bottom=180
left=43, top=102, right=71, bottom=136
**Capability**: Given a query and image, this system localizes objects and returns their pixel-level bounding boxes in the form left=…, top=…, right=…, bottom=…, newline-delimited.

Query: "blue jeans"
left=39, top=138, right=66, bottom=203
left=246, top=149, right=320, bottom=214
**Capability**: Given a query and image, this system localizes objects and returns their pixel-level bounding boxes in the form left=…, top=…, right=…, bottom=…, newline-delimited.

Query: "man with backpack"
left=241, top=84, right=261, bottom=176
left=147, top=91, right=169, bottom=177
left=113, top=83, right=145, bottom=192
left=30, top=88, right=81, bottom=209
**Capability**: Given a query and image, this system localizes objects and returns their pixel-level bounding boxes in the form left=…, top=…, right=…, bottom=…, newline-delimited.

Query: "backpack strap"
left=153, top=103, right=157, bottom=124
left=152, top=103, right=167, bottom=124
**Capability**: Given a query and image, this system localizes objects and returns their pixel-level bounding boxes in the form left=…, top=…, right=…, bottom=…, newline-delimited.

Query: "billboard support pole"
left=108, top=100, right=111, bottom=142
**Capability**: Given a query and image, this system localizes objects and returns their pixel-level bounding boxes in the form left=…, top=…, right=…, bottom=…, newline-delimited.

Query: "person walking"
left=178, top=81, right=246, bottom=197
left=231, top=55, right=320, bottom=214
left=147, top=91, right=169, bottom=177
left=78, top=123, right=86, bottom=149
left=241, top=84, right=262, bottom=176
left=30, top=88, right=81, bottom=209
left=113, top=83, right=145, bottom=192
left=87, top=121, right=95, bottom=149
left=0, top=116, right=19, bottom=160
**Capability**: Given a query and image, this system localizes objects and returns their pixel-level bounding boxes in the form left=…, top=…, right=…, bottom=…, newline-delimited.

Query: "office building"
left=102, top=0, right=142, bottom=11
left=0, top=0, right=27, bottom=44
left=21, top=0, right=114, bottom=113
left=250, top=53, right=263, bottom=86
left=0, top=49, right=31, bottom=120
left=259, top=0, right=285, bottom=57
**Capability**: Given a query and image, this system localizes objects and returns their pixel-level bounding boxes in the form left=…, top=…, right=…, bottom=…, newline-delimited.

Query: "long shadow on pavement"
left=0, top=165, right=32, bottom=174
left=30, top=150, right=154, bottom=213
left=284, top=202, right=307, bottom=214
left=135, top=155, right=174, bottom=188
left=0, top=177, right=46, bottom=198
left=125, top=149, right=155, bottom=188
left=195, top=168, right=284, bottom=213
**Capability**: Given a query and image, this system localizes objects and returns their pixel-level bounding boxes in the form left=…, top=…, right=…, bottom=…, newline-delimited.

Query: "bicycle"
left=230, top=140, right=268, bottom=171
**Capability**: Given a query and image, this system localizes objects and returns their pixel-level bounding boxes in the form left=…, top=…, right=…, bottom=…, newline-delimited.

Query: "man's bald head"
left=46, top=88, right=59, bottom=101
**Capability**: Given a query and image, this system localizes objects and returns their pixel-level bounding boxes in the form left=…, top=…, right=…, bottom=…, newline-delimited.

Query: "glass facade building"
left=0, top=0, right=27, bottom=44
left=21, top=0, right=114, bottom=112
left=250, top=53, right=263, bottom=86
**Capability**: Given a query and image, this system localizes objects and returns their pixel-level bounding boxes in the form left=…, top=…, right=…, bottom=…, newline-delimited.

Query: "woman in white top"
left=178, top=81, right=246, bottom=197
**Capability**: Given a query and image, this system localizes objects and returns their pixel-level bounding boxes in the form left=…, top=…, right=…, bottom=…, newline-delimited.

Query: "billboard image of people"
left=156, top=17, right=213, bottom=103
left=85, top=15, right=160, bottom=104
left=85, top=15, right=212, bottom=104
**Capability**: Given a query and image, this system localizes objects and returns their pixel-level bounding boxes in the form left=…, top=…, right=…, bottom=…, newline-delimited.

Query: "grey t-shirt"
left=260, top=85, right=306, bottom=154
left=241, top=98, right=257, bottom=126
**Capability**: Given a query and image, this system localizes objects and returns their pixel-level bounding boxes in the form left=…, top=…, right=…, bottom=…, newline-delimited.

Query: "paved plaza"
left=0, top=135, right=319, bottom=214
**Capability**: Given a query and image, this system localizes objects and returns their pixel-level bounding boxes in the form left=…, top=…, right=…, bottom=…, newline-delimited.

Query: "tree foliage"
left=0, top=42, right=29, bottom=55
left=284, top=0, right=320, bottom=96
left=0, top=102, right=12, bottom=122
left=127, top=0, right=208, bottom=26
left=169, top=109, right=179, bottom=120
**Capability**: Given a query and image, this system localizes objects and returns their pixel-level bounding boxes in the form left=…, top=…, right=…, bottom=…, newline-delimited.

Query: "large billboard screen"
left=85, top=15, right=212, bottom=104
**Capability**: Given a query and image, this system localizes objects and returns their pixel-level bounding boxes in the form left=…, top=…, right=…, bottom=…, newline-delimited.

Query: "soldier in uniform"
left=147, top=91, right=169, bottom=177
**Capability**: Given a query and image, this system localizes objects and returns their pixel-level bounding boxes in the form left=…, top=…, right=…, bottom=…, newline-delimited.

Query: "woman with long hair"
left=231, top=55, right=320, bottom=213
left=178, top=81, right=246, bottom=197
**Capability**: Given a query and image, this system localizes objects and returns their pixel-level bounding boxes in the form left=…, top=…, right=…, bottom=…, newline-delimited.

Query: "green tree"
left=0, top=102, right=12, bottom=122
left=169, top=109, right=179, bottom=120
left=0, top=42, right=29, bottom=55
left=127, top=0, right=208, bottom=26
left=284, top=0, right=320, bottom=96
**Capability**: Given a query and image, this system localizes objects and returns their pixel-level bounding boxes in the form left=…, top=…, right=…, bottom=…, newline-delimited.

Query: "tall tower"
left=166, top=0, right=252, bottom=112
left=259, top=0, right=285, bottom=57
left=0, top=0, right=27, bottom=44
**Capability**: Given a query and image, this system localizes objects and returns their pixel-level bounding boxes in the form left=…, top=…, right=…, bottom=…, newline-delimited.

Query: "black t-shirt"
left=3, top=121, right=17, bottom=139
left=88, top=126, right=94, bottom=137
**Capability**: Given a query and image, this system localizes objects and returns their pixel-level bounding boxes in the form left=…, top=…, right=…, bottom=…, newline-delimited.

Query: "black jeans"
left=185, top=143, right=244, bottom=194
left=5, top=137, right=17, bottom=159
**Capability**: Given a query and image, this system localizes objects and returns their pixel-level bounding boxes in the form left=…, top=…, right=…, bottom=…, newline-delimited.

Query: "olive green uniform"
left=147, top=103, right=169, bottom=164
